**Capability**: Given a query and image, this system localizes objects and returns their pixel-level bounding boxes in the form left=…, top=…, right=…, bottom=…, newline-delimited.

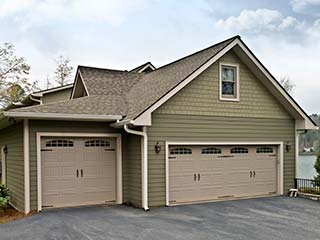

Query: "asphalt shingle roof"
left=8, top=36, right=238, bottom=119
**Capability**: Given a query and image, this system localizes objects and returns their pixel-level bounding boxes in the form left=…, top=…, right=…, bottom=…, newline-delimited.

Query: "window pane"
left=222, top=82, right=234, bottom=95
left=222, top=67, right=235, bottom=82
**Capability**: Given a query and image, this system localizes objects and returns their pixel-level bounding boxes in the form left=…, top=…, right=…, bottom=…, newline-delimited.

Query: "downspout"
left=124, top=125, right=149, bottom=211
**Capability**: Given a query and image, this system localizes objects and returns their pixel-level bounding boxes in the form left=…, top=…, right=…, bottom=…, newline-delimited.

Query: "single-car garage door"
left=41, top=137, right=116, bottom=208
left=168, top=145, right=277, bottom=204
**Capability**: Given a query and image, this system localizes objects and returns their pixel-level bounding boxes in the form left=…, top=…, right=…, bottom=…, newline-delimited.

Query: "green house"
left=0, top=36, right=317, bottom=214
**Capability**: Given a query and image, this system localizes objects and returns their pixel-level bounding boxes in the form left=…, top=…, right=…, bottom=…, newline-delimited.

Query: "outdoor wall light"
left=155, top=142, right=161, bottom=154
left=285, top=142, right=291, bottom=152
left=3, top=145, right=8, bottom=154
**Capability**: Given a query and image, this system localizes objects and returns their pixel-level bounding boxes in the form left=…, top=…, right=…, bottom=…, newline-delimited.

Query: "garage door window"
left=230, top=147, right=248, bottom=154
left=46, top=140, right=74, bottom=147
left=201, top=147, right=222, bottom=154
left=85, top=140, right=110, bottom=147
left=170, top=148, right=192, bottom=155
left=256, top=147, right=273, bottom=153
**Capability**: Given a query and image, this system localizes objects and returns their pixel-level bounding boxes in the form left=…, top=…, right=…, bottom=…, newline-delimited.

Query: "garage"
left=168, top=144, right=279, bottom=204
left=41, top=137, right=117, bottom=208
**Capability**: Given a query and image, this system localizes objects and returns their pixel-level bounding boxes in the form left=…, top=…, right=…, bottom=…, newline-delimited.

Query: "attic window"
left=220, top=63, right=239, bottom=101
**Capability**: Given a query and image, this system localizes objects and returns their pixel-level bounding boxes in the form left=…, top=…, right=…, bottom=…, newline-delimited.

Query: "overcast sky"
left=0, top=0, right=319, bottom=114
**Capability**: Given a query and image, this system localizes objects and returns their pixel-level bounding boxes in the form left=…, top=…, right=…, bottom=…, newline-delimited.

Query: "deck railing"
left=295, top=178, right=320, bottom=195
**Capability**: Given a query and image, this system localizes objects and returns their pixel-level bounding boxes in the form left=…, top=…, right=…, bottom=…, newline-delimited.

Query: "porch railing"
left=295, top=178, right=320, bottom=195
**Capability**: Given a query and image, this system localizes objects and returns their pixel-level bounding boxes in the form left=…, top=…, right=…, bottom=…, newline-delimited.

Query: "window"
left=220, top=63, right=239, bottom=101
left=230, top=147, right=248, bottom=154
left=256, top=147, right=273, bottom=153
left=85, top=140, right=110, bottom=147
left=201, top=147, right=222, bottom=154
left=170, top=148, right=192, bottom=155
left=46, top=140, right=74, bottom=147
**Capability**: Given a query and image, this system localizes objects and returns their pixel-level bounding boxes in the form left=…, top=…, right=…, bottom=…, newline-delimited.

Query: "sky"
left=0, top=0, right=319, bottom=114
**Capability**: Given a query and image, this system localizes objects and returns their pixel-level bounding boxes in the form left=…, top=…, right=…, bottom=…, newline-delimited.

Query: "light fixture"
left=155, top=142, right=161, bottom=154
left=3, top=145, right=8, bottom=154
left=285, top=142, right=291, bottom=152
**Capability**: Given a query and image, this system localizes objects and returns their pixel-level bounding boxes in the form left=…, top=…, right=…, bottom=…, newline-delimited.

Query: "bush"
left=0, top=184, right=10, bottom=208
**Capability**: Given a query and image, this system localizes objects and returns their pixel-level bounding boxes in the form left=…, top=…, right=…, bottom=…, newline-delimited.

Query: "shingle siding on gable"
left=147, top=50, right=295, bottom=207
left=156, top=50, right=291, bottom=120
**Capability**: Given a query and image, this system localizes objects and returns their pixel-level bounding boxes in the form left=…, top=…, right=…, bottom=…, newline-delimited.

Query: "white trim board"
left=165, top=141, right=284, bottom=206
left=70, top=70, right=90, bottom=99
left=36, top=132, right=122, bottom=212
left=32, top=84, right=73, bottom=97
left=24, top=119, right=30, bottom=214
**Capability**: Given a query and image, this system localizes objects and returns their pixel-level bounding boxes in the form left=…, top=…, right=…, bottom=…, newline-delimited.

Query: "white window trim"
left=36, top=132, right=122, bottom=212
left=165, top=141, right=284, bottom=206
left=219, top=62, right=240, bottom=102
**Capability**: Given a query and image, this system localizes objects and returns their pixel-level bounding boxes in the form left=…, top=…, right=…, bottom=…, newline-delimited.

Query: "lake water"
left=298, top=155, right=317, bottom=179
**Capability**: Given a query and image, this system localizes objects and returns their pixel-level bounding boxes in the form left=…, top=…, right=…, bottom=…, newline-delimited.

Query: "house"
left=0, top=36, right=317, bottom=214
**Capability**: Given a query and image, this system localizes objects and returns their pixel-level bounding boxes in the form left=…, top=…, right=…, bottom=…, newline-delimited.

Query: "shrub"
left=0, top=184, right=10, bottom=208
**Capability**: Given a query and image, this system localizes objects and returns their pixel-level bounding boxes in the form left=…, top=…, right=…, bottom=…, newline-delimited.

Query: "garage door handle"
left=194, top=173, right=196, bottom=181
left=250, top=171, right=252, bottom=178
left=253, top=171, right=256, bottom=178
left=76, top=169, right=79, bottom=178
left=81, top=169, right=83, bottom=178
left=198, top=173, right=200, bottom=181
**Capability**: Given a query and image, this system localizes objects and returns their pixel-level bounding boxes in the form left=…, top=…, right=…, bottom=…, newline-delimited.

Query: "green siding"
left=123, top=133, right=142, bottom=207
left=156, top=50, right=291, bottom=120
left=42, top=88, right=72, bottom=104
left=147, top=50, right=295, bottom=207
left=0, top=122, right=24, bottom=211
left=28, top=120, right=124, bottom=210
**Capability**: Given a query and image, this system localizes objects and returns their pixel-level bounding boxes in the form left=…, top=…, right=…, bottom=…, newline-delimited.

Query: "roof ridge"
left=130, top=62, right=154, bottom=72
left=146, top=35, right=240, bottom=73
left=78, top=65, right=128, bottom=72
left=33, top=83, right=73, bottom=94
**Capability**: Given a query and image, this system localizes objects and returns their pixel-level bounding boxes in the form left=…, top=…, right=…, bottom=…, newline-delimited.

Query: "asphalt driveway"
left=0, top=196, right=319, bottom=240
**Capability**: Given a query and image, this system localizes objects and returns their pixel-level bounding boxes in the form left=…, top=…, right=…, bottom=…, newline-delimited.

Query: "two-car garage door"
left=41, top=137, right=116, bottom=208
left=168, top=145, right=278, bottom=204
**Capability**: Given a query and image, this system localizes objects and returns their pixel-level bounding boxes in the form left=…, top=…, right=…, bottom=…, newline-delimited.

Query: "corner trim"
left=165, top=141, right=284, bottom=206
left=36, top=132, right=122, bottom=212
left=1, top=146, right=6, bottom=185
left=24, top=119, right=30, bottom=214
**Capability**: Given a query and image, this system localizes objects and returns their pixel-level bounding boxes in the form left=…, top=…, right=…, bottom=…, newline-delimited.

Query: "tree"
left=279, top=76, right=295, bottom=94
left=54, top=55, right=73, bottom=86
left=0, top=42, right=31, bottom=108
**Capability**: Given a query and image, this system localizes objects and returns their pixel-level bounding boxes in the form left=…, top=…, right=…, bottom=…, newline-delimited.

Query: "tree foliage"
left=279, top=76, right=295, bottom=94
left=0, top=184, right=10, bottom=208
left=54, top=55, right=73, bottom=86
left=0, top=42, right=33, bottom=108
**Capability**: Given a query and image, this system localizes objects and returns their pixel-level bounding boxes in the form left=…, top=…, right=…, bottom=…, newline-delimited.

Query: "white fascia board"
left=3, top=111, right=122, bottom=121
left=134, top=39, right=240, bottom=126
left=32, top=84, right=73, bottom=97
left=138, top=63, right=156, bottom=73
left=110, top=119, right=135, bottom=128
left=70, top=70, right=90, bottom=99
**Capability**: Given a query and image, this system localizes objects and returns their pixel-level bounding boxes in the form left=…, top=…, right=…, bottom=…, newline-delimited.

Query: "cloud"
left=0, top=0, right=145, bottom=30
left=215, top=9, right=302, bottom=34
left=290, top=0, right=320, bottom=16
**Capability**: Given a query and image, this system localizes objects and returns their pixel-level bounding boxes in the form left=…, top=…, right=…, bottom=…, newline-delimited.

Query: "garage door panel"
left=169, top=144, right=278, bottom=204
left=41, top=137, right=117, bottom=208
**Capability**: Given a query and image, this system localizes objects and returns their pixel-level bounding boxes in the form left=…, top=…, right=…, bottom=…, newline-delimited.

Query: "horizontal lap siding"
left=147, top=50, right=295, bottom=207
left=28, top=120, right=123, bottom=210
left=148, top=114, right=295, bottom=206
left=123, top=133, right=142, bottom=207
left=0, top=122, right=24, bottom=211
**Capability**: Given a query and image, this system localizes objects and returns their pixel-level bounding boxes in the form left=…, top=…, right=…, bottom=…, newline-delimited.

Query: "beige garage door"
left=169, top=145, right=277, bottom=204
left=41, top=137, right=116, bottom=208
